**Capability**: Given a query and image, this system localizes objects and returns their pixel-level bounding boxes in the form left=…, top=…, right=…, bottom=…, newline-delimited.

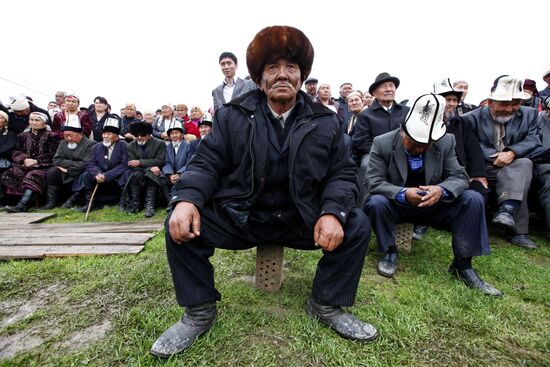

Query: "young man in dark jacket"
left=151, top=25, right=378, bottom=359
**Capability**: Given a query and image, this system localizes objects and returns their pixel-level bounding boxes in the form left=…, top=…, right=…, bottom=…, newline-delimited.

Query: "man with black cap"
left=303, top=76, right=318, bottom=101
left=77, top=117, right=130, bottom=212
left=39, top=116, right=95, bottom=209
left=364, top=93, right=501, bottom=297
left=151, top=25, right=378, bottom=358
left=462, top=75, right=541, bottom=249
left=352, top=72, right=410, bottom=204
left=126, top=121, right=166, bottom=217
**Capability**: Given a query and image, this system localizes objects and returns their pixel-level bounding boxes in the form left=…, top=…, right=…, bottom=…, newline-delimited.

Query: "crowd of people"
left=1, top=24, right=549, bottom=358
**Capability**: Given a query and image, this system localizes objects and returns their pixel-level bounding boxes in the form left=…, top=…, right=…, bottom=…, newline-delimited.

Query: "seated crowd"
left=0, top=25, right=548, bottom=358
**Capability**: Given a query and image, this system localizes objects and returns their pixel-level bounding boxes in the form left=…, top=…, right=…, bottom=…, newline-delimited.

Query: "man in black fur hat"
left=151, top=25, right=378, bottom=358
left=126, top=121, right=166, bottom=217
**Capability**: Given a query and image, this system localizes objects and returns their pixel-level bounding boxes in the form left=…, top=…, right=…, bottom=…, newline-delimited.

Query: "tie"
left=277, top=115, right=285, bottom=129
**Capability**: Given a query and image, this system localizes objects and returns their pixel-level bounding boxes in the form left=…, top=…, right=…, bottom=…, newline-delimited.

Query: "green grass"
left=0, top=207, right=548, bottom=366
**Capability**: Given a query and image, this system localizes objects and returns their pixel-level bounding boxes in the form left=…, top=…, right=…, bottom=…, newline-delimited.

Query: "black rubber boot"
left=6, top=189, right=35, bottom=213
left=144, top=184, right=158, bottom=218
left=76, top=190, right=96, bottom=213
left=128, top=184, right=144, bottom=214
left=38, top=186, right=60, bottom=210
left=61, top=192, right=82, bottom=209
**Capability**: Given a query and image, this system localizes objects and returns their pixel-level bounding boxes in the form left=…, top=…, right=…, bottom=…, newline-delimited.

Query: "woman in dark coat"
left=1, top=112, right=59, bottom=212
left=0, top=111, right=17, bottom=203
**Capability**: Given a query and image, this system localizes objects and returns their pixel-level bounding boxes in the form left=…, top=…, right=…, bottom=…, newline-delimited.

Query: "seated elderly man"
left=364, top=94, right=501, bottom=297
left=151, top=25, right=377, bottom=359
left=462, top=76, right=541, bottom=249
left=1, top=112, right=59, bottom=212
left=39, top=117, right=95, bottom=209
left=161, top=120, right=196, bottom=206
left=126, top=121, right=166, bottom=217
left=76, top=117, right=130, bottom=212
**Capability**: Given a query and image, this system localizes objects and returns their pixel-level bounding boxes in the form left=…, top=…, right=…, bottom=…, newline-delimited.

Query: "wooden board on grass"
left=0, top=212, right=57, bottom=224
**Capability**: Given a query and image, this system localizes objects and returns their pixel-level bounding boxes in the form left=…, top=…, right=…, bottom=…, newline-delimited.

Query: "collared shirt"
left=382, top=102, right=394, bottom=113
left=223, top=78, right=236, bottom=103
left=268, top=105, right=294, bottom=129
left=106, top=142, right=116, bottom=160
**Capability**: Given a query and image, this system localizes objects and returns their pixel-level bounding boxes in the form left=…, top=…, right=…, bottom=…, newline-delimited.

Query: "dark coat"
left=0, top=104, right=52, bottom=134
left=212, top=77, right=257, bottom=113
left=86, top=140, right=130, bottom=186
left=0, top=128, right=17, bottom=160
left=462, top=106, right=541, bottom=162
left=88, top=110, right=111, bottom=142
left=52, top=111, right=92, bottom=139
left=126, top=137, right=166, bottom=185
left=447, top=116, right=487, bottom=177
left=52, top=137, right=96, bottom=184
left=171, top=89, right=358, bottom=229
left=1, top=129, right=59, bottom=194
left=367, top=129, right=469, bottom=200
left=162, top=140, right=196, bottom=176
left=352, top=99, right=410, bottom=162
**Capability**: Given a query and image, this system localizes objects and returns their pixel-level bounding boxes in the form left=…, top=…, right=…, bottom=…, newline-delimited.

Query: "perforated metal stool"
left=396, top=223, right=413, bottom=253
left=255, top=244, right=284, bottom=292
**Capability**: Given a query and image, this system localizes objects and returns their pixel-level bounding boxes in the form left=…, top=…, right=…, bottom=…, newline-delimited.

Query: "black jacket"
left=170, top=89, right=358, bottom=229
left=447, top=116, right=486, bottom=177
left=352, top=99, right=409, bottom=162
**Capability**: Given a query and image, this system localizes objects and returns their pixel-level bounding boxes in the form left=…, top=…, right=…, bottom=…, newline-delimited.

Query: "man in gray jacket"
left=462, top=75, right=541, bottom=249
left=211, top=52, right=256, bottom=115
left=364, top=94, right=501, bottom=297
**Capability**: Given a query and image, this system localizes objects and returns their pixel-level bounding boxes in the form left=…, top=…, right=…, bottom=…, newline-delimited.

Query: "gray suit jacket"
left=212, top=77, right=256, bottom=113
left=367, top=129, right=469, bottom=200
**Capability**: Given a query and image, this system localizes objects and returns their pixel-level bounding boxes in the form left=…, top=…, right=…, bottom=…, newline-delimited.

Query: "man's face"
left=305, top=82, right=317, bottom=95
left=29, top=116, right=47, bottom=130
left=14, top=108, right=31, bottom=117
left=63, top=131, right=83, bottom=144
left=488, top=99, right=522, bottom=123
left=48, top=102, right=58, bottom=110
left=347, top=92, right=363, bottom=114
left=318, top=84, right=331, bottom=100
left=444, top=95, right=459, bottom=114
left=220, top=57, right=237, bottom=79
left=340, top=83, right=353, bottom=98
left=453, top=82, right=469, bottom=101
left=64, top=97, right=79, bottom=112
left=402, top=131, right=432, bottom=156
left=102, top=131, right=118, bottom=143
left=260, top=58, right=301, bottom=105
left=169, top=129, right=183, bottom=142
left=373, top=82, right=396, bottom=104
left=55, top=92, right=65, bottom=105
left=136, top=133, right=151, bottom=145
left=125, top=106, right=136, bottom=118
left=199, top=124, right=212, bottom=137
left=144, top=113, right=155, bottom=123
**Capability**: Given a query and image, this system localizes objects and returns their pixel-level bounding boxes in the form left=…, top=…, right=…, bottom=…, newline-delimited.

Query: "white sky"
left=2, top=0, right=548, bottom=114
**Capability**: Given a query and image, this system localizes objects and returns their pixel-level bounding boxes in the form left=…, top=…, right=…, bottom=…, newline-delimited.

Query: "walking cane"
left=84, top=183, right=99, bottom=221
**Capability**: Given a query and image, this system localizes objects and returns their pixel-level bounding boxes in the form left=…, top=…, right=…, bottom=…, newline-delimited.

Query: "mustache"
left=271, top=82, right=295, bottom=89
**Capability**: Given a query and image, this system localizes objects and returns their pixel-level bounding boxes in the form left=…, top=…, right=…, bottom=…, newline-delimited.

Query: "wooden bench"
left=254, top=223, right=413, bottom=292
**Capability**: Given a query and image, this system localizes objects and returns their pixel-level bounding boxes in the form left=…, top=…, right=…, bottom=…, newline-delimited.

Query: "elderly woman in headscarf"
left=1, top=112, right=59, bottom=212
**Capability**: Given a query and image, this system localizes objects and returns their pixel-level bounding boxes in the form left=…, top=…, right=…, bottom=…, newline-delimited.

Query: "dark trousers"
left=364, top=190, right=490, bottom=258
left=79, top=171, right=122, bottom=203
left=46, top=166, right=74, bottom=190
left=165, top=205, right=370, bottom=308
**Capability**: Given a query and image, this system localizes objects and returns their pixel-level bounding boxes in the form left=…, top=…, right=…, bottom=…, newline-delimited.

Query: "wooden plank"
left=0, top=245, right=144, bottom=259
left=0, top=212, right=57, bottom=224
left=0, top=233, right=154, bottom=246
left=0, top=222, right=164, bottom=233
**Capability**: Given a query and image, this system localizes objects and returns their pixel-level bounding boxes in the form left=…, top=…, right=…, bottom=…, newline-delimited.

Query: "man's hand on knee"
left=490, top=151, right=516, bottom=167
left=314, top=214, right=344, bottom=252
left=169, top=202, right=201, bottom=244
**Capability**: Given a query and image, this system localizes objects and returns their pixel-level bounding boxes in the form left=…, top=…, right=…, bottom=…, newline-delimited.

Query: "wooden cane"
left=84, top=183, right=99, bottom=221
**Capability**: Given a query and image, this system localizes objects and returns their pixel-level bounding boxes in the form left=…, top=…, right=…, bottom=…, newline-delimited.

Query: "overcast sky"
left=2, top=0, right=548, bottom=114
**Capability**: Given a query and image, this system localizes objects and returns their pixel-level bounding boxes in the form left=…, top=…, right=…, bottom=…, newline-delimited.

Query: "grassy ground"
left=0, top=206, right=548, bottom=366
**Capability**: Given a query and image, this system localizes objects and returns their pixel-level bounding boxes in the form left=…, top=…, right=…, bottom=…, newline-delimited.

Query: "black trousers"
left=364, top=190, right=490, bottom=258
left=165, top=205, right=371, bottom=308
left=46, top=166, right=72, bottom=188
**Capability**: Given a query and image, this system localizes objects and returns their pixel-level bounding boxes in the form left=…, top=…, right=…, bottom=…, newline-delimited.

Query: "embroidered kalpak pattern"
left=420, top=100, right=433, bottom=124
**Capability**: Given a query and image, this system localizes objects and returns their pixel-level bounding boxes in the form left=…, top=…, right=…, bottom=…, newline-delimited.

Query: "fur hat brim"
left=129, top=121, right=153, bottom=135
left=246, top=25, right=314, bottom=85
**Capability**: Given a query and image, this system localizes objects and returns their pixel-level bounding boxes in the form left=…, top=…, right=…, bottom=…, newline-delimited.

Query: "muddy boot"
left=61, top=192, right=82, bottom=209
left=6, top=189, right=35, bottom=213
left=38, top=186, right=60, bottom=210
left=144, top=184, right=158, bottom=218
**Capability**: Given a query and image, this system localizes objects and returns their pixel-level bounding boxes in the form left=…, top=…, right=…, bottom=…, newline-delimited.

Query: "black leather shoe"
left=507, top=234, right=537, bottom=249
left=412, top=224, right=428, bottom=241
left=151, top=302, right=217, bottom=358
left=377, top=252, right=397, bottom=278
left=306, top=298, right=378, bottom=342
left=448, top=265, right=502, bottom=297
left=492, top=205, right=516, bottom=230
